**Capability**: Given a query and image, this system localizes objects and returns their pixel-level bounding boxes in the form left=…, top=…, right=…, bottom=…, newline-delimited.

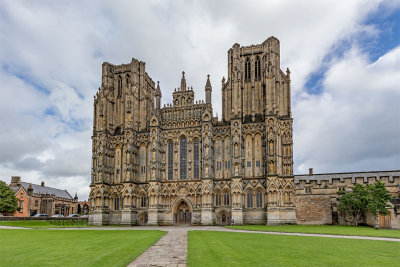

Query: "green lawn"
left=226, top=224, right=400, bottom=239
left=0, top=229, right=165, bottom=267
left=188, top=231, right=400, bottom=267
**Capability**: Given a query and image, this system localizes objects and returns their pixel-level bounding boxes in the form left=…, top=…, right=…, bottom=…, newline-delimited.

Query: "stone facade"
left=295, top=170, right=400, bottom=229
left=89, top=36, right=296, bottom=226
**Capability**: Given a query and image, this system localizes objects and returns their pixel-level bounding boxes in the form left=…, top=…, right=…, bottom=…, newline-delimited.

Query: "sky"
left=0, top=0, right=399, bottom=201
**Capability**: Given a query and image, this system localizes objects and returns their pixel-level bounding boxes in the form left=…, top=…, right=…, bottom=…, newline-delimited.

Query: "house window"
left=19, top=200, right=24, bottom=210
left=180, top=137, right=187, bottom=179
left=168, top=141, right=173, bottom=180
left=247, top=161, right=251, bottom=167
left=193, top=139, right=199, bottom=179
left=305, top=187, right=312, bottom=194
left=20, top=193, right=23, bottom=199
left=256, top=161, right=260, bottom=167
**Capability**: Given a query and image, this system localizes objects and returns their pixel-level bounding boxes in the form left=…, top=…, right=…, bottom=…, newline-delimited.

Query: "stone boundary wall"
left=294, top=170, right=400, bottom=229
left=0, top=216, right=88, bottom=222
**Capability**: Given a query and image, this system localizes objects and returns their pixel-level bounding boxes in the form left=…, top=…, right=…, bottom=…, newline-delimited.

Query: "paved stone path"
left=1, top=225, right=399, bottom=267
left=127, top=229, right=187, bottom=267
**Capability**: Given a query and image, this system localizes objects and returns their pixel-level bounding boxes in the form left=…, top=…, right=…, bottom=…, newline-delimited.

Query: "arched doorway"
left=217, top=210, right=230, bottom=225
left=174, top=201, right=191, bottom=225
left=139, top=212, right=148, bottom=225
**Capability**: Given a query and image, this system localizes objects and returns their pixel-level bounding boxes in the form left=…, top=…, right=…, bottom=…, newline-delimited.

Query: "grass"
left=188, top=231, right=400, bottom=267
left=0, top=229, right=165, bottom=267
left=226, top=224, right=400, bottom=239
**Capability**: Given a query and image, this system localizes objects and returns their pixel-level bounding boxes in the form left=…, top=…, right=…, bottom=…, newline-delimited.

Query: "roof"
left=10, top=182, right=73, bottom=200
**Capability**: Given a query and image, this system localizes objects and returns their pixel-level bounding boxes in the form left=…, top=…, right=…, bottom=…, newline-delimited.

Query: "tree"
left=77, top=204, right=82, bottom=214
left=366, top=180, right=394, bottom=230
left=337, top=183, right=369, bottom=226
left=0, top=180, right=19, bottom=214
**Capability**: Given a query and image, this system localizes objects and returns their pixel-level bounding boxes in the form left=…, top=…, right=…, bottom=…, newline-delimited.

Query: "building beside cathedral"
left=89, top=36, right=296, bottom=225
left=88, top=36, right=400, bottom=228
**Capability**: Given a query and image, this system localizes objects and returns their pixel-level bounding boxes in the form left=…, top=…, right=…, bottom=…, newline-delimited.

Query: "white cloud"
left=294, top=46, right=400, bottom=173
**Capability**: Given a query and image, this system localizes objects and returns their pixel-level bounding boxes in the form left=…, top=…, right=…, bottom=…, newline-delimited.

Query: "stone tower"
left=222, top=37, right=295, bottom=224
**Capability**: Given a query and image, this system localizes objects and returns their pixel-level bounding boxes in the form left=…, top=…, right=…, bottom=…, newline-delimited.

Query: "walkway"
left=127, top=228, right=187, bottom=267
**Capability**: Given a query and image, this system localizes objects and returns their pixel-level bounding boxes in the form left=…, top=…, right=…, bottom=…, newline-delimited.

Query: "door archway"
left=173, top=200, right=192, bottom=225
left=217, top=210, right=230, bottom=225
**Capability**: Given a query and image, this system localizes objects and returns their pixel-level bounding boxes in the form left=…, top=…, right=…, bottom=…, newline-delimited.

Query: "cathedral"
left=89, top=36, right=297, bottom=226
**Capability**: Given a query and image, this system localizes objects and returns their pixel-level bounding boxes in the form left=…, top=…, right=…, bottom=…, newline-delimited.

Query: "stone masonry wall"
left=295, top=195, right=332, bottom=224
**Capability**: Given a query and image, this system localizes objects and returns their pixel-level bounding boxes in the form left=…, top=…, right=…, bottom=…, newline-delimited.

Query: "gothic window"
left=125, top=76, right=129, bottom=89
left=193, top=139, right=199, bottom=179
left=117, top=76, right=122, bottom=98
left=223, top=191, right=230, bottom=206
left=256, top=192, right=263, bottom=208
left=245, top=57, right=251, bottom=81
left=168, top=141, right=173, bottom=180
left=140, top=195, right=147, bottom=207
left=247, top=192, right=253, bottom=208
left=215, top=191, right=222, bottom=206
left=114, top=197, right=120, bottom=210
left=255, top=57, right=261, bottom=81
left=180, top=137, right=187, bottom=179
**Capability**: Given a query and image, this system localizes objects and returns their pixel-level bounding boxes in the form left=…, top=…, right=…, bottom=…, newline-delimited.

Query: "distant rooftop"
left=10, top=181, right=73, bottom=200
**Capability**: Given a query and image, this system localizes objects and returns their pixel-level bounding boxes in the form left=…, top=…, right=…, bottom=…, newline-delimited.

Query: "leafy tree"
left=366, top=180, right=394, bottom=229
left=0, top=180, right=19, bottom=214
left=337, top=183, right=369, bottom=226
left=77, top=204, right=82, bottom=214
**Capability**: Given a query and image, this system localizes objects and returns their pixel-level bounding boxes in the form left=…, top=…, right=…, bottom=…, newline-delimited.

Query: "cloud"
left=294, top=45, right=400, bottom=173
left=0, top=0, right=399, bottom=200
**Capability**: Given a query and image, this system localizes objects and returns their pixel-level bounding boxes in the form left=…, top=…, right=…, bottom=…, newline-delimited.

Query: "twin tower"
left=89, top=36, right=295, bottom=226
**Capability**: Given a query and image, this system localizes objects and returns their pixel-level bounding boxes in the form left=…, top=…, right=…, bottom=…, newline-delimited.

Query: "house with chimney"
left=9, top=176, right=78, bottom=217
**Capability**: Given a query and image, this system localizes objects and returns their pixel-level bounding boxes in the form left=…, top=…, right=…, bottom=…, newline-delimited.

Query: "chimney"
left=10, top=176, right=21, bottom=187
left=309, top=168, right=313, bottom=176
left=41, top=181, right=45, bottom=187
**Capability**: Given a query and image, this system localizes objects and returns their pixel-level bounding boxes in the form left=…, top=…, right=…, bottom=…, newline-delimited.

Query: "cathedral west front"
left=89, top=36, right=297, bottom=226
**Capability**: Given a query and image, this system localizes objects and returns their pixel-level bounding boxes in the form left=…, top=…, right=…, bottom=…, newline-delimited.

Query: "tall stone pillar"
left=201, top=110, right=215, bottom=225
left=230, top=119, right=243, bottom=224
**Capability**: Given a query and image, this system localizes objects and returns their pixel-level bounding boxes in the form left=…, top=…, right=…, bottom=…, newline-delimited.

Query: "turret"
left=205, top=74, right=212, bottom=105
left=155, top=81, right=162, bottom=109
left=74, top=193, right=78, bottom=201
left=181, top=71, right=186, bottom=91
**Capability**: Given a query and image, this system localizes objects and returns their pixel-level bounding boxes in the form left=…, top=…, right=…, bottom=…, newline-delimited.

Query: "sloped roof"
left=10, top=182, right=73, bottom=200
